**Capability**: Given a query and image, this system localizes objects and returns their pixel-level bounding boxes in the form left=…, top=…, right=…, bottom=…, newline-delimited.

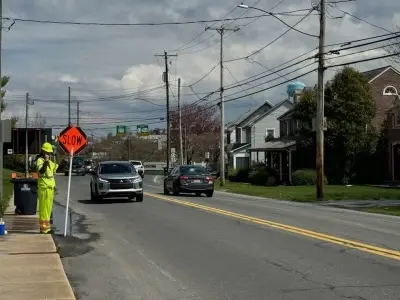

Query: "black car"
left=164, top=165, right=214, bottom=197
left=65, top=161, right=85, bottom=176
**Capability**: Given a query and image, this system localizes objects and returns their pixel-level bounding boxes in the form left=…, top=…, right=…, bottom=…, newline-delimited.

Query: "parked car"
left=164, top=165, right=214, bottom=197
left=129, top=160, right=144, bottom=178
left=90, top=161, right=143, bottom=202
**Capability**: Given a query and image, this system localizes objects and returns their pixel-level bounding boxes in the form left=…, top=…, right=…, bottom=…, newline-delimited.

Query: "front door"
left=393, top=144, right=400, bottom=180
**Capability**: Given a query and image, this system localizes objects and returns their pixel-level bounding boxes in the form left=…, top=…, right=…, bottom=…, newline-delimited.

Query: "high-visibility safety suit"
left=36, top=142, right=58, bottom=234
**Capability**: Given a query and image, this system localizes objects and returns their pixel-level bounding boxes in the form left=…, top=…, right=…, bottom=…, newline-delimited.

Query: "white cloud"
left=59, top=74, right=79, bottom=84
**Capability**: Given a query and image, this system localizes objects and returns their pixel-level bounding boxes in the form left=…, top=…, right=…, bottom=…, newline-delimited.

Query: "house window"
left=266, top=128, right=275, bottom=141
left=383, top=86, right=398, bottom=96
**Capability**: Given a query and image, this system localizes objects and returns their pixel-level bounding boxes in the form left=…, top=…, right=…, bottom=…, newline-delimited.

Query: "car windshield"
left=180, top=166, right=208, bottom=175
left=99, top=163, right=134, bottom=174
left=130, top=161, right=141, bottom=166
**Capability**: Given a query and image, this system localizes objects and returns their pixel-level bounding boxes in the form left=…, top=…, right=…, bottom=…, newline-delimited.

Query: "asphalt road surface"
left=53, top=174, right=400, bottom=300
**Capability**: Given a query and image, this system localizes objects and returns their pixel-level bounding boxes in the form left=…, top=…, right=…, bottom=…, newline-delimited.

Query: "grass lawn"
left=362, top=206, right=400, bottom=216
left=214, top=181, right=400, bottom=202
left=0, top=169, right=17, bottom=216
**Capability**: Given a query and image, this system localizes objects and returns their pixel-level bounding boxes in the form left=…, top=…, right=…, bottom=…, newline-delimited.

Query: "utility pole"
left=155, top=51, right=177, bottom=172
left=76, top=101, right=80, bottom=127
left=68, top=86, right=71, bottom=126
left=178, top=78, right=184, bottom=165
left=0, top=0, right=3, bottom=198
left=316, top=0, right=326, bottom=200
left=206, top=25, right=238, bottom=186
left=25, top=93, right=34, bottom=178
left=128, top=135, right=131, bottom=160
left=184, top=126, right=187, bottom=164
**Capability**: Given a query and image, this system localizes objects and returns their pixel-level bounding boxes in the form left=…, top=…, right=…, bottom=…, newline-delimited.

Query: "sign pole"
left=64, top=148, right=74, bottom=237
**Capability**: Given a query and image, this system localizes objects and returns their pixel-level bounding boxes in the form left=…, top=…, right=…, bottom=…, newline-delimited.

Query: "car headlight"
left=132, top=178, right=142, bottom=183
left=98, top=177, right=109, bottom=183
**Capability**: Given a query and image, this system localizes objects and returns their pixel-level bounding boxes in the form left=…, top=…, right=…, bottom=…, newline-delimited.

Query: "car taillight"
left=180, top=176, right=188, bottom=180
left=205, top=176, right=213, bottom=181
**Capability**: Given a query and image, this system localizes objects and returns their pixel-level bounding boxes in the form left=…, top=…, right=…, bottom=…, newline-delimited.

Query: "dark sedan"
left=65, top=161, right=85, bottom=176
left=163, top=165, right=214, bottom=197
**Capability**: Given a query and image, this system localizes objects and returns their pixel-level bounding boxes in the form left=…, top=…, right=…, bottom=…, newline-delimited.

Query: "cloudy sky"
left=2, top=0, right=400, bottom=137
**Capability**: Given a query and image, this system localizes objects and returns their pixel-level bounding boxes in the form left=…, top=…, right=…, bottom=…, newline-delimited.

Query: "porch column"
left=279, top=152, right=283, bottom=182
left=257, top=151, right=259, bottom=162
left=270, top=152, right=273, bottom=169
left=264, top=151, right=267, bottom=165
left=288, top=150, right=292, bottom=183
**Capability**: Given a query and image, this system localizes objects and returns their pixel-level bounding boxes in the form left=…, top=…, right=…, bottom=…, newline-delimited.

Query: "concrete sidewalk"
left=0, top=197, right=76, bottom=300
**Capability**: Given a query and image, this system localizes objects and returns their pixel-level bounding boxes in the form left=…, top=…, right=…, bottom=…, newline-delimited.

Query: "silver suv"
left=90, top=161, right=143, bottom=202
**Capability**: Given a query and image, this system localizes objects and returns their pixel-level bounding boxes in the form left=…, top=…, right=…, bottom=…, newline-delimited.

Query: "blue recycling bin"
left=11, top=178, right=38, bottom=215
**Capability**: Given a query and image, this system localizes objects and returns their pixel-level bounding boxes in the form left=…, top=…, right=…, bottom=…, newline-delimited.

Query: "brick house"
left=250, top=65, right=400, bottom=183
left=364, top=66, right=400, bottom=181
left=362, top=65, right=400, bottom=129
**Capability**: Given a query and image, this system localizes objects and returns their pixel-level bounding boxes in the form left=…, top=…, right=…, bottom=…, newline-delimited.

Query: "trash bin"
left=10, top=178, right=38, bottom=215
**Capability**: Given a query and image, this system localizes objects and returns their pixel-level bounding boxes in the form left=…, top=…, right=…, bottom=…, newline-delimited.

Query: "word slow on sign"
left=58, top=126, right=88, bottom=154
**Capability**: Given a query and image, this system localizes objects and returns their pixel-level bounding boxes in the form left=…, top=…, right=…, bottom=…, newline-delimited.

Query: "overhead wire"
left=225, top=7, right=317, bottom=63
left=2, top=14, right=305, bottom=27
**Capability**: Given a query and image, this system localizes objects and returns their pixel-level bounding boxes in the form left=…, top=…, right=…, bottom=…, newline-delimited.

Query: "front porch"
left=247, top=138, right=297, bottom=183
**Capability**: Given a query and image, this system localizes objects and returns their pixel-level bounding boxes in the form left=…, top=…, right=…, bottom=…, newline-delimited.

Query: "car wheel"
left=206, top=191, right=214, bottom=198
left=136, top=194, right=144, bottom=202
left=81, top=173, right=85, bottom=176
left=163, top=183, right=169, bottom=195
left=172, top=185, right=180, bottom=196
left=65, top=172, right=68, bottom=176
left=195, top=192, right=202, bottom=197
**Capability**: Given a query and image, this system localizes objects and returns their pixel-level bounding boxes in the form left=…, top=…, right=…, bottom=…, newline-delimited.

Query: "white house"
left=225, top=99, right=294, bottom=169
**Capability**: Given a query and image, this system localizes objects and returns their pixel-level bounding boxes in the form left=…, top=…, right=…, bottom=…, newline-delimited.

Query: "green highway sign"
left=137, top=124, right=149, bottom=137
left=116, top=125, right=127, bottom=137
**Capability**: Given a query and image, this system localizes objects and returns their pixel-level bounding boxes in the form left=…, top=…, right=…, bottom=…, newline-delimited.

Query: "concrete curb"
left=0, top=195, right=76, bottom=300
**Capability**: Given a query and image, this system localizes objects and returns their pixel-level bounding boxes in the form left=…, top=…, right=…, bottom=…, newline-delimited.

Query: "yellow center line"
left=145, top=192, right=400, bottom=261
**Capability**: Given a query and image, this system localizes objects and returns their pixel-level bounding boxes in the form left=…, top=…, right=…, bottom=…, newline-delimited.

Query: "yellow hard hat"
left=41, top=142, right=53, bottom=153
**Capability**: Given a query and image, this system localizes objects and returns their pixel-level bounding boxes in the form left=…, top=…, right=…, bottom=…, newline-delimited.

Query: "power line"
left=3, top=13, right=298, bottom=27
left=225, top=8, right=316, bottom=63
left=326, top=51, right=400, bottom=69
left=326, top=32, right=400, bottom=55
left=177, top=7, right=315, bottom=55
left=328, top=5, right=393, bottom=33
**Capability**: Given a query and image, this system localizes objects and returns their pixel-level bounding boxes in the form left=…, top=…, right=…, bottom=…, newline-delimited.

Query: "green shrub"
left=4, top=155, right=25, bottom=173
left=0, top=169, right=15, bottom=217
left=249, top=170, right=269, bottom=186
left=228, top=168, right=249, bottom=182
left=292, top=169, right=328, bottom=186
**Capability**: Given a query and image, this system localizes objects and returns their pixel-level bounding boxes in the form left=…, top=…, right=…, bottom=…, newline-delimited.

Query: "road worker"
left=36, top=142, right=58, bottom=234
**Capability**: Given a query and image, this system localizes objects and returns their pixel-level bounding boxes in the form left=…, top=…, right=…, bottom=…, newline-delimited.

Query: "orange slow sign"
left=58, top=126, right=87, bottom=154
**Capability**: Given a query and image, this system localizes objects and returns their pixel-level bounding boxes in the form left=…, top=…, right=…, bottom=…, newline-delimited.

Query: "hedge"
left=292, top=169, right=328, bottom=186
left=228, top=168, right=249, bottom=182
left=248, top=170, right=269, bottom=186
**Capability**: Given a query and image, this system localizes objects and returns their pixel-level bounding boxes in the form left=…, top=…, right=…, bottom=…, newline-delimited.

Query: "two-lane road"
left=54, top=174, right=400, bottom=300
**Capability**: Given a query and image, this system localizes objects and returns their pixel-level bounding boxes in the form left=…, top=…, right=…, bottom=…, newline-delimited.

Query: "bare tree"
left=29, top=112, right=47, bottom=128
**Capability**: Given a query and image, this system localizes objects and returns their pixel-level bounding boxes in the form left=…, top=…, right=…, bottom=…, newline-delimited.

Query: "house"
left=363, top=65, right=400, bottom=129
left=387, top=95, right=400, bottom=181
left=247, top=89, right=305, bottom=183
left=225, top=97, right=293, bottom=169
left=250, top=65, right=400, bottom=183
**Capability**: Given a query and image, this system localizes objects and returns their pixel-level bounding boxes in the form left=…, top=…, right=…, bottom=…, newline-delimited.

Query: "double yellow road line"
left=145, top=192, right=400, bottom=261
